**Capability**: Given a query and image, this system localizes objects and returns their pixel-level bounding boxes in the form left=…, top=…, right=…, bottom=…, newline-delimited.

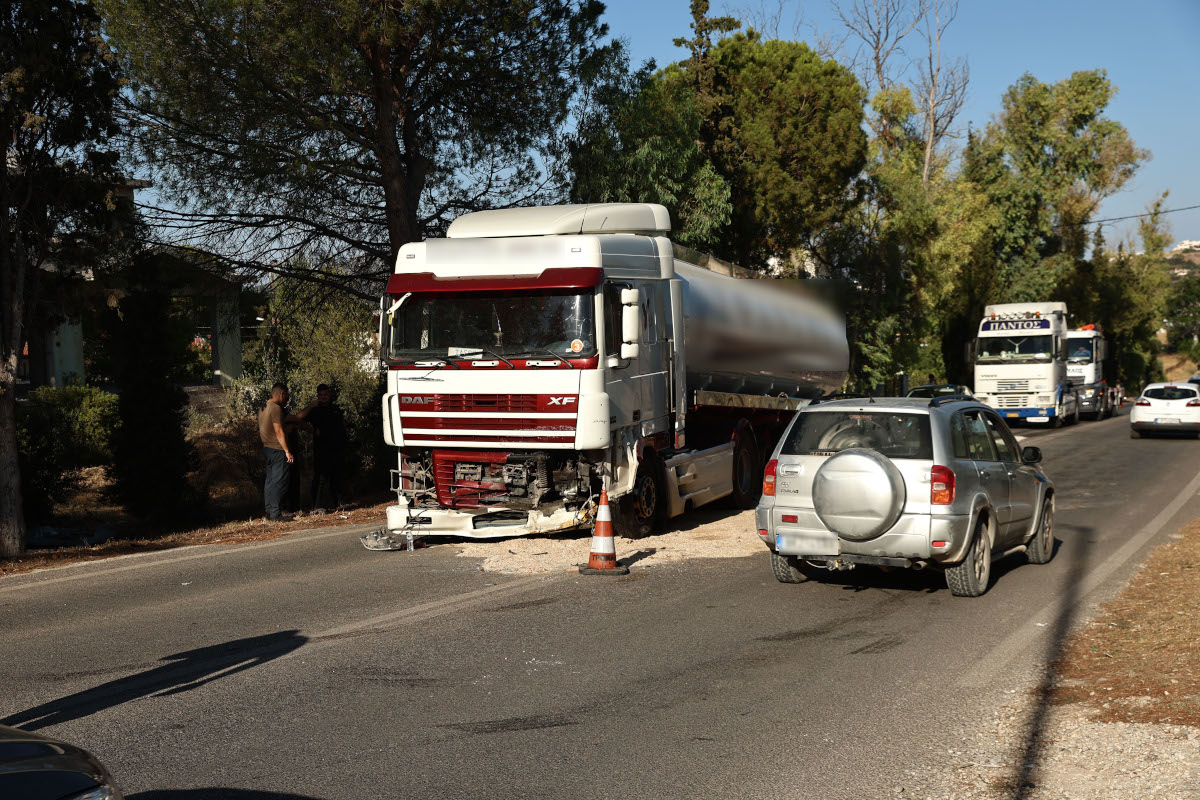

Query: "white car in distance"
left=1130, top=382, right=1200, bottom=438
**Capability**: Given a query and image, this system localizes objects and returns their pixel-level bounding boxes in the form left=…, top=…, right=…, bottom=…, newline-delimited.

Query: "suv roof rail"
left=810, top=392, right=876, bottom=406
left=928, top=394, right=975, bottom=408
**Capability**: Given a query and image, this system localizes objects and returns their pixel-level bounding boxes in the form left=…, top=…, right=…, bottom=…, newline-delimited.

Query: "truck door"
left=603, top=281, right=641, bottom=431
left=636, top=282, right=670, bottom=436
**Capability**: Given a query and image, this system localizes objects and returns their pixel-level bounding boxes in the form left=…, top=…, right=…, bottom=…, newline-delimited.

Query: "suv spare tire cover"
left=812, top=448, right=906, bottom=541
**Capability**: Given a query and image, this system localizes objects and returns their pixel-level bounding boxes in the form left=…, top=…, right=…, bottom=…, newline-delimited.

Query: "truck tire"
left=771, top=551, right=819, bottom=583
left=729, top=432, right=761, bottom=509
left=1071, top=401, right=1081, bottom=425
left=945, top=521, right=992, bottom=597
left=1025, top=497, right=1054, bottom=565
left=613, top=455, right=666, bottom=539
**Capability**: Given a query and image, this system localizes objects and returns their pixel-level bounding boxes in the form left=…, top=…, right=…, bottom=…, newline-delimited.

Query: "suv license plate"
left=776, top=532, right=839, bottom=556
left=1156, top=417, right=1180, bottom=424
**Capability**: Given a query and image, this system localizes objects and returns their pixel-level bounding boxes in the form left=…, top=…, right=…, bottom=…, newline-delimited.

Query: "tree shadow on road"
left=1007, top=522, right=1095, bottom=799
left=1, top=630, right=306, bottom=731
left=130, top=791, right=325, bottom=800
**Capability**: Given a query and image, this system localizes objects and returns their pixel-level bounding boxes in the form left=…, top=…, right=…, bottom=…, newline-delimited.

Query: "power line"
left=1064, top=203, right=1200, bottom=228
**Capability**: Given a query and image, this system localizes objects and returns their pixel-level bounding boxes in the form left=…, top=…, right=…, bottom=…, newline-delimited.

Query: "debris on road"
left=455, top=508, right=762, bottom=574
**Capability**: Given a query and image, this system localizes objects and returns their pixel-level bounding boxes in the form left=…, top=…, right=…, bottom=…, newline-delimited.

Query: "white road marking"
left=0, top=524, right=376, bottom=595
left=958, top=465, right=1200, bottom=687
left=289, top=574, right=566, bottom=659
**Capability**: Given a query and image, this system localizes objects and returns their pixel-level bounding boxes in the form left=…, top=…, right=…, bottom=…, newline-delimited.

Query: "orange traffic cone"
left=579, top=490, right=630, bottom=576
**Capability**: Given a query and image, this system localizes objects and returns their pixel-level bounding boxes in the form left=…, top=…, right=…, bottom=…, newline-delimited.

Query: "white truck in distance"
left=1067, top=324, right=1118, bottom=419
left=972, top=302, right=1081, bottom=426
left=365, top=203, right=848, bottom=548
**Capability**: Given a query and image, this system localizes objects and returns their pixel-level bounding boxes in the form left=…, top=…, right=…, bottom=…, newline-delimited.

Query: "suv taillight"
left=931, top=465, right=955, bottom=505
left=763, top=459, right=778, bottom=497
left=1135, top=398, right=1152, bottom=406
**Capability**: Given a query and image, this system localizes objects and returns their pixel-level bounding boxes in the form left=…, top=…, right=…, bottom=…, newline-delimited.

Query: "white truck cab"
left=972, top=302, right=1080, bottom=426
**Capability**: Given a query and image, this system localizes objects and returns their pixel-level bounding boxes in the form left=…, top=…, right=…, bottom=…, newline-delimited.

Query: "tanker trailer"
left=364, top=203, right=848, bottom=549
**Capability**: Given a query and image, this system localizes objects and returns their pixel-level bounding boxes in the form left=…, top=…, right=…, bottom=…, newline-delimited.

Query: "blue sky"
left=599, top=0, right=1200, bottom=249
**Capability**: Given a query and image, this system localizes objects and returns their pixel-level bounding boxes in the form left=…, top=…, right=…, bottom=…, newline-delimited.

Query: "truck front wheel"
left=613, top=456, right=666, bottom=538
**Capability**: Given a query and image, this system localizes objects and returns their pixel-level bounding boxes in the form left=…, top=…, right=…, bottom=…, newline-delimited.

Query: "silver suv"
left=756, top=396, right=1055, bottom=597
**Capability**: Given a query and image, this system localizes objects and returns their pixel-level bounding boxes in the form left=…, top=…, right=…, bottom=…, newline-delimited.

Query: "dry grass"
left=1, top=501, right=390, bottom=579
left=1159, top=352, right=1198, bottom=382
left=1051, top=520, right=1200, bottom=726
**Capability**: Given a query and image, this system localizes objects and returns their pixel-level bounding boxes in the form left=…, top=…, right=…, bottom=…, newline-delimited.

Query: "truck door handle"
left=632, top=409, right=641, bottom=422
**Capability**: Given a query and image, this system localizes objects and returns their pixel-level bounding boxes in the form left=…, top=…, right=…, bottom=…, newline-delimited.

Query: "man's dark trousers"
left=311, top=446, right=344, bottom=509
left=263, top=447, right=290, bottom=519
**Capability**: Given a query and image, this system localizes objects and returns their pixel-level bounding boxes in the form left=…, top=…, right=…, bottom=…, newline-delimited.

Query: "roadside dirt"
left=1, top=503, right=389, bottom=578
left=1160, top=352, right=1198, bottom=382
left=909, top=519, right=1200, bottom=799
left=453, top=506, right=763, bottom=573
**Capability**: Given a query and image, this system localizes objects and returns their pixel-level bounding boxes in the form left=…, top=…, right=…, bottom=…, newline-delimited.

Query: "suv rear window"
left=781, top=411, right=933, bottom=459
left=1144, top=387, right=1198, bottom=401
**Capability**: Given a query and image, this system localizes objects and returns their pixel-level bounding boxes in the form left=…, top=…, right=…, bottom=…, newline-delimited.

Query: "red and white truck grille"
left=397, top=393, right=578, bottom=447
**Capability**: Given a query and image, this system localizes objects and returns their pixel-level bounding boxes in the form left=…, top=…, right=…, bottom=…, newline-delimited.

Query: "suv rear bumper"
left=758, top=507, right=973, bottom=565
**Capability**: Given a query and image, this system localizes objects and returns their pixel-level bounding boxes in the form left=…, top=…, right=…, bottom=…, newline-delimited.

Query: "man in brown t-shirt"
left=258, top=382, right=295, bottom=520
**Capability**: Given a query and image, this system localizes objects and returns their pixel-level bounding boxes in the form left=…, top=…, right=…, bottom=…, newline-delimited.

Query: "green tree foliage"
left=572, top=6, right=866, bottom=268
left=570, top=62, right=732, bottom=249
left=1167, top=273, right=1200, bottom=355
left=2, top=0, right=127, bottom=556
left=110, top=252, right=200, bottom=524
left=707, top=33, right=867, bottom=267
left=16, top=385, right=120, bottom=522
left=963, top=70, right=1147, bottom=302
left=233, top=273, right=385, bottom=486
left=100, top=0, right=615, bottom=284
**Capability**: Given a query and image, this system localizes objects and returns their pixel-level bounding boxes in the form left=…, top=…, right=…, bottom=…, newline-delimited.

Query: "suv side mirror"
left=1021, top=446, right=1042, bottom=465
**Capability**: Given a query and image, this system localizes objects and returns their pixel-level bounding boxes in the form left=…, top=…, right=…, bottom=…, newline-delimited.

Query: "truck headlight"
left=1083, top=388, right=1095, bottom=397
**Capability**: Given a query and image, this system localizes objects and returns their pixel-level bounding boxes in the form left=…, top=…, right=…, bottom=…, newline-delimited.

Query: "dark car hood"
left=0, top=723, right=109, bottom=796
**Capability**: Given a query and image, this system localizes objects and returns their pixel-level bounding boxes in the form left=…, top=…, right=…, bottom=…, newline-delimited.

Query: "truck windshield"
left=1067, top=338, right=1094, bottom=363
left=976, top=335, right=1054, bottom=363
left=386, top=290, right=596, bottom=361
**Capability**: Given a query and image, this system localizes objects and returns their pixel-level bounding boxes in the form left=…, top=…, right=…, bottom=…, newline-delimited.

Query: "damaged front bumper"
left=361, top=498, right=593, bottom=550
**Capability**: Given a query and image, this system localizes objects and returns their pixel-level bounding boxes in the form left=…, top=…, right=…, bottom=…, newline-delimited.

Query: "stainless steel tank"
left=675, top=260, right=848, bottom=399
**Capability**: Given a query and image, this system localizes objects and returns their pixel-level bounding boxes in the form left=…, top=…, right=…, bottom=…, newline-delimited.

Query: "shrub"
left=16, top=385, right=120, bottom=521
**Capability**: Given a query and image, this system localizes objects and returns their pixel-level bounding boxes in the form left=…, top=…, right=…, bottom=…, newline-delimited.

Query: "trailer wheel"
left=613, top=455, right=666, bottom=538
left=729, top=433, right=761, bottom=509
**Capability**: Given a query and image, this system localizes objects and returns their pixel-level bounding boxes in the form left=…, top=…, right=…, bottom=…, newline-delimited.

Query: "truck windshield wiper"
left=510, top=348, right=575, bottom=368
left=455, top=347, right=515, bottom=369
left=389, top=356, right=461, bottom=369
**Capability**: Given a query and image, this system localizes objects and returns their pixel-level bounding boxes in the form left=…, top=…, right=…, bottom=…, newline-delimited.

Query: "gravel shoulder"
left=908, top=519, right=1200, bottom=799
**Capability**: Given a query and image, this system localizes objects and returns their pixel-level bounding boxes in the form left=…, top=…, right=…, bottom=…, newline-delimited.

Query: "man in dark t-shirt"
left=299, top=383, right=347, bottom=509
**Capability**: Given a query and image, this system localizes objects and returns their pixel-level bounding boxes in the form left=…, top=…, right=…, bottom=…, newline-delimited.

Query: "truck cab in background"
left=1067, top=324, right=1117, bottom=420
left=972, top=302, right=1080, bottom=427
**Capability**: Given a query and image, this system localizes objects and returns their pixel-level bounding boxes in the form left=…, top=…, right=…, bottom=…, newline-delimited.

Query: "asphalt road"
left=4, top=407, right=1199, bottom=800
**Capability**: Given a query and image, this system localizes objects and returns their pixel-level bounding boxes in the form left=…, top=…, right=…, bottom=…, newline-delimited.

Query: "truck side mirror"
left=377, top=296, right=388, bottom=368
left=621, top=300, right=641, bottom=344
left=620, top=342, right=640, bottom=359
